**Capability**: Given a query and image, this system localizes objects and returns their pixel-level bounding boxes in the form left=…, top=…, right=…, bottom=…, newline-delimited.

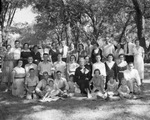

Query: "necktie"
left=127, top=43, right=129, bottom=54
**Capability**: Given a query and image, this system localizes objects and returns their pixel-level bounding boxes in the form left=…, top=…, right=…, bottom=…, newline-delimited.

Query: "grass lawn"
left=0, top=80, right=150, bottom=120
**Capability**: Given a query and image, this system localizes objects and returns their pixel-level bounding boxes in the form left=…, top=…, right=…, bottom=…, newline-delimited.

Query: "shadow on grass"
left=0, top=81, right=150, bottom=120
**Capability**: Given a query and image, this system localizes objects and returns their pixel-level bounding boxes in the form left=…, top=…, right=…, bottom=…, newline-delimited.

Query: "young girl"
left=68, top=75, right=80, bottom=97
left=118, top=78, right=131, bottom=99
left=106, top=77, right=118, bottom=96
left=90, top=69, right=107, bottom=99
left=25, top=68, right=39, bottom=99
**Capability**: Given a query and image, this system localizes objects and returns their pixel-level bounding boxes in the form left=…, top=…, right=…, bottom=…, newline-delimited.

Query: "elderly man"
left=123, top=62, right=141, bottom=94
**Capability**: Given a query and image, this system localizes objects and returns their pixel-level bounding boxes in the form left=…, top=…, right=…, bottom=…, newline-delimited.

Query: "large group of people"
left=1, top=36, right=144, bottom=101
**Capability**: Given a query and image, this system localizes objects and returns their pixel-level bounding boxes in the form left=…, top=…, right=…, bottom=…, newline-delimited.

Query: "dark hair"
left=107, top=54, right=114, bottom=59
left=128, top=62, right=134, bottom=65
left=33, top=45, right=38, bottom=49
left=94, top=69, right=101, bottom=74
left=135, top=40, right=140, bottom=43
left=119, top=54, right=125, bottom=58
left=70, top=55, right=76, bottom=61
left=56, top=71, right=62, bottom=74
left=17, top=59, right=23, bottom=65
left=43, top=53, right=49, bottom=56
left=69, top=74, right=74, bottom=78
left=23, top=43, right=29, bottom=48
left=15, top=40, right=20, bottom=44
left=93, top=42, right=99, bottom=47
left=78, top=43, right=84, bottom=50
left=29, top=68, right=35, bottom=71
left=43, top=71, right=49, bottom=75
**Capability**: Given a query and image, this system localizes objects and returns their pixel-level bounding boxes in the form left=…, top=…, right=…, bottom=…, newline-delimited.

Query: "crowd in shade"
left=0, top=36, right=144, bottom=101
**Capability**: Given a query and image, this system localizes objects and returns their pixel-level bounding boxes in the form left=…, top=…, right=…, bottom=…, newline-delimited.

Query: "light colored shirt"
left=25, top=63, right=38, bottom=75
left=92, top=62, right=106, bottom=76
left=11, top=48, right=21, bottom=60
left=62, top=45, right=68, bottom=58
left=103, top=43, right=115, bottom=57
left=123, top=69, right=141, bottom=86
left=36, top=78, right=52, bottom=91
left=54, top=61, right=66, bottom=77
left=124, top=42, right=135, bottom=55
left=54, top=77, right=69, bottom=90
left=67, top=62, right=79, bottom=75
left=38, top=61, right=53, bottom=75
left=25, top=76, right=39, bottom=87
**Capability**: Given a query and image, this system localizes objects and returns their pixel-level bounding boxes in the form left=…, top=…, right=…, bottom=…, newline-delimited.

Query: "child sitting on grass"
left=68, top=75, right=81, bottom=97
left=25, top=68, right=39, bottom=100
left=89, top=69, right=107, bottom=99
left=118, top=78, right=131, bottom=99
left=106, top=77, right=118, bottom=96
left=106, top=77, right=120, bottom=100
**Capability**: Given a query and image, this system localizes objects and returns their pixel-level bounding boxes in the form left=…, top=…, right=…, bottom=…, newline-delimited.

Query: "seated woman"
left=68, top=75, right=81, bottom=97
left=25, top=68, right=39, bottom=99
left=89, top=69, right=106, bottom=99
left=106, top=76, right=118, bottom=97
left=118, top=78, right=131, bottom=99
left=12, top=59, right=26, bottom=98
left=105, top=54, right=117, bottom=90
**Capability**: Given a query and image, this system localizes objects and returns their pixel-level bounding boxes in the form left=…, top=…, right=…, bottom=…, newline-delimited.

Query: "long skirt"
left=12, top=78, right=25, bottom=97
left=134, top=55, right=144, bottom=79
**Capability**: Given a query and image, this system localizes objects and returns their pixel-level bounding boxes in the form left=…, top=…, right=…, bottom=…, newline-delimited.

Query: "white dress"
left=133, top=46, right=144, bottom=79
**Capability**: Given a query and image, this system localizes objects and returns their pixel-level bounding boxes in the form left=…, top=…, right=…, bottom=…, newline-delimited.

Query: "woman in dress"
left=91, top=42, right=102, bottom=64
left=133, top=40, right=144, bottom=83
left=77, top=43, right=87, bottom=61
left=12, top=59, right=26, bottom=98
left=117, top=54, right=128, bottom=86
left=49, top=42, right=58, bottom=63
left=67, top=55, right=79, bottom=79
left=2, top=45, right=14, bottom=92
left=21, top=43, right=31, bottom=67
left=105, top=54, right=117, bottom=89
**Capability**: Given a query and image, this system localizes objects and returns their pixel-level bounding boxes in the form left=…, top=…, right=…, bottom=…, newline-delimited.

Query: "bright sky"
left=13, top=6, right=37, bottom=24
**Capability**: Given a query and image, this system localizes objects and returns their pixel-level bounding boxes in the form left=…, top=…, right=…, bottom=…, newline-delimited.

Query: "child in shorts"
left=118, top=78, right=131, bottom=99
left=25, top=68, right=39, bottom=99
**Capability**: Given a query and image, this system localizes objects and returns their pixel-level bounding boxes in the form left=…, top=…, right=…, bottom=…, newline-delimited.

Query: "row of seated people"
left=10, top=56, right=141, bottom=101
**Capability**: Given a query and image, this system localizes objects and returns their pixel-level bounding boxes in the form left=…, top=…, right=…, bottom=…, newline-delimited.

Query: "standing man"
left=11, top=40, right=21, bottom=67
left=124, top=36, right=135, bottom=63
left=102, top=37, right=115, bottom=61
left=61, top=40, right=68, bottom=62
left=38, top=53, right=53, bottom=80
left=74, top=57, right=91, bottom=96
left=54, top=53, right=66, bottom=78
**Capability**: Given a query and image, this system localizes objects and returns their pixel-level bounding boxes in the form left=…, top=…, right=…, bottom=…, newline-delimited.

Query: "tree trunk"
left=132, top=0, right=146, bottom=49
